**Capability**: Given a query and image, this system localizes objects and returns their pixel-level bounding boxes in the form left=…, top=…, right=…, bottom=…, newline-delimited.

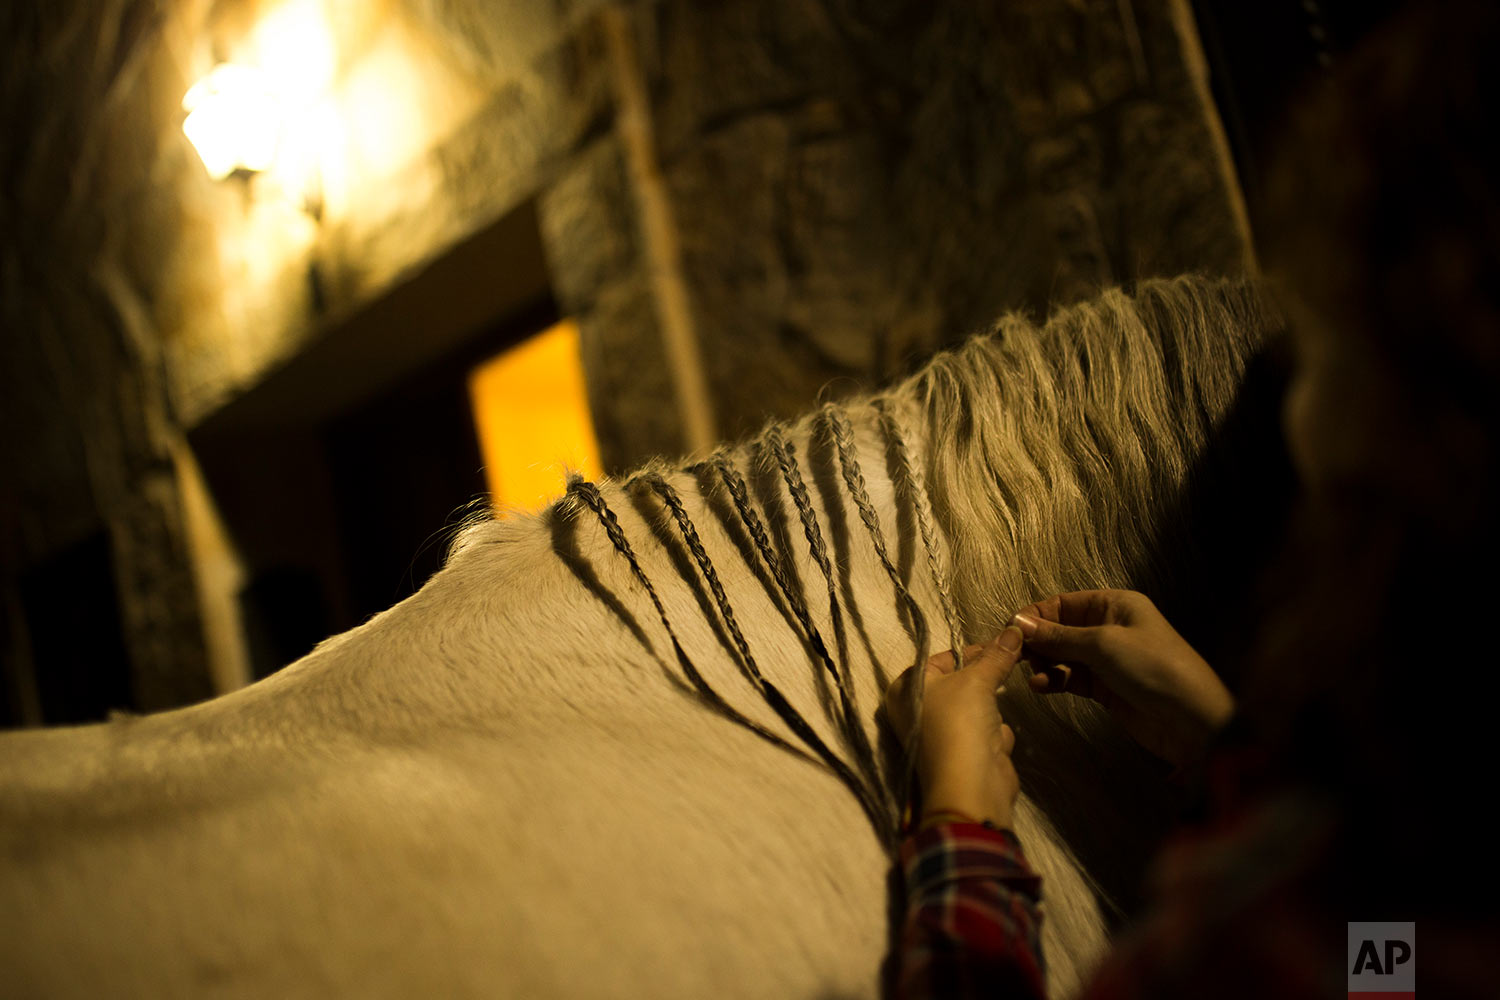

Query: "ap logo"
left=1348, top=922, right=1414, bottom=998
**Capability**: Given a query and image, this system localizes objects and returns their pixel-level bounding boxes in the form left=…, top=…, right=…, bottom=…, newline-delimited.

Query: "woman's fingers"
left=924, top=643, right=987, bottom=676
left=886, top=632, right=1027, bottom=747
left=1011, top=609, right=1125, bottom=692
left=884, top=664, right=918, bottom=737
left=997, top=722, right=1016, bottom=756
left=966, top=627, right=1025, bottom=683
left=1027, top=662, right=1073, bottom=693
left=1010, top=589, right=1229, bottom=766
left=1016, top=589, right=1141, bottom=630
left=1015, top=591, right=1102, bottom=628
left=924, top=633, right=1022, bottom=684
left=1026, top=661, right=1105, bottom=703
left=884, top=642, right=984, bottom=741
left=1011, top=611, right=1104, bottom=659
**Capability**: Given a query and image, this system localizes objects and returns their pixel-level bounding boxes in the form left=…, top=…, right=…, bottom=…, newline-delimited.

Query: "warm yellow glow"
left=341, top=29, right=431, bottom=183
left=182, top=64, right=281, bottom=179
left=183, top=0, right=340, bottom=183
left=335, top=17, right=481, bottom=199
left=253, top=0, right=337, bottom=101
left=468, top=320, right=603, bottom=513
left=182, top=0, right=479, bottom=214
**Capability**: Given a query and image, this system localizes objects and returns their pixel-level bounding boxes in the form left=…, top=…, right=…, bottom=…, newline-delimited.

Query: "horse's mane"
left=922, top=274, right=1279, bottom=675
left=461, top=272, right=1285, bottom=899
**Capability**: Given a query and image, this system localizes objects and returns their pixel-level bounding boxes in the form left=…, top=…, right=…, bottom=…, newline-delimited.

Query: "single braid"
left=763, top=426, right=855, bottom=709
left=566, top=477, right=808, bottom=761
left=636, top=472, right=891, bottom=840
left=707, top=450, right=887, bottom=816
left=875, top=396, right=964, bottom=662
left=822, top=405, right=934, bottom=790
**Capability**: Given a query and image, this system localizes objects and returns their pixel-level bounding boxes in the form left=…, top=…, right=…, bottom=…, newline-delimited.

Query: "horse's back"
left=0, top=548, right=890, bottom=999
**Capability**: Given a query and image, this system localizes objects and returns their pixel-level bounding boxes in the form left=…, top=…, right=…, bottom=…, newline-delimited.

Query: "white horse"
left=0, top=274, right=1280, bottom=998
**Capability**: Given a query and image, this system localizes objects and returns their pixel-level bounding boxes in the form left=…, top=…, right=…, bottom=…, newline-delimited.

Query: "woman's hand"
left=884, top=628, right=1027, bottom=829
left=1011, top=589, right=1234, bottom=767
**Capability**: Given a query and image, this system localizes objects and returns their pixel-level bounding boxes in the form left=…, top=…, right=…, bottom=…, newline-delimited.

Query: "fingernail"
left=996, top=626, right=1023, bottom=652
left=1011, top=613, right=1038, bottom=638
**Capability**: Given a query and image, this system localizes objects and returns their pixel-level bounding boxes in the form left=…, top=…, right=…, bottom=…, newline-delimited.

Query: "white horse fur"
left=0, top=274, right=1280, bottom=998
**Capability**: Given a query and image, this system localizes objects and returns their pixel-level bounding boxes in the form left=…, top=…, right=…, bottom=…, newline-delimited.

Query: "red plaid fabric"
left=889, top=738, right=1490, bottom=999
left=891, top=820, right=1047, bottom=999
left=888, top=785, right=1351, bottom=1000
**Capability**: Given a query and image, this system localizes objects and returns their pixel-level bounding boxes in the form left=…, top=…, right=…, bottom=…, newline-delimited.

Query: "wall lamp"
left=180, top=0, right=339, bottom=215
left=182, top=64, right=282, bottom=181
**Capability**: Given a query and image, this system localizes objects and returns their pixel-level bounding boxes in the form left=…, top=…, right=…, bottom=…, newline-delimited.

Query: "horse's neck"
left=527, top=395, right=953, bottom=841
left=0, top=402, right=946, bottom=998
left=1, top=276, right=1271, bottom=854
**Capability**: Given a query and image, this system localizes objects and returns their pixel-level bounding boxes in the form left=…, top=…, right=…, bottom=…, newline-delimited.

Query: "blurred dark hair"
left=1244, top=0, right=1500, bottom=913
left=1261, top=0, right=1500, bottom=411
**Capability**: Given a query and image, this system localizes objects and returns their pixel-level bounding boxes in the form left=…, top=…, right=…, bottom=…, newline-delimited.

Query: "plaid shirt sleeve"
left=891, top=820, right=1047, bottom=1000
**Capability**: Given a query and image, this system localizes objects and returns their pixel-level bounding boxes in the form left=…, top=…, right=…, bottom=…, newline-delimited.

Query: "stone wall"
left=3, top=1, right=220, bottom=717
left=0, top=0, right=1248, bottom=724
left=638, top=0, right=1251, bottom=445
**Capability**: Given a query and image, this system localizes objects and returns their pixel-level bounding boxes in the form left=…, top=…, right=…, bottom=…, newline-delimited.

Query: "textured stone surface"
left=634, top=0, right=1250, bottom=441
left=1, top=0, right=217, bottom=716
left=537, top=135, right=686, bottom=466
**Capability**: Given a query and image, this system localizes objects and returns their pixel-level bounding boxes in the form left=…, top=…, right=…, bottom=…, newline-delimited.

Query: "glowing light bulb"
left=181, top=1, right=342, bottom=183
left=254, top=0, right=337, bottom=101
left=182, top=64, right=281, bottom=180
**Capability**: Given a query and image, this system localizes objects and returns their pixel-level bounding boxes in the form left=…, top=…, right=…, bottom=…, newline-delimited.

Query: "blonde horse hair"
left=549, top=272, right=1281, bottom=960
